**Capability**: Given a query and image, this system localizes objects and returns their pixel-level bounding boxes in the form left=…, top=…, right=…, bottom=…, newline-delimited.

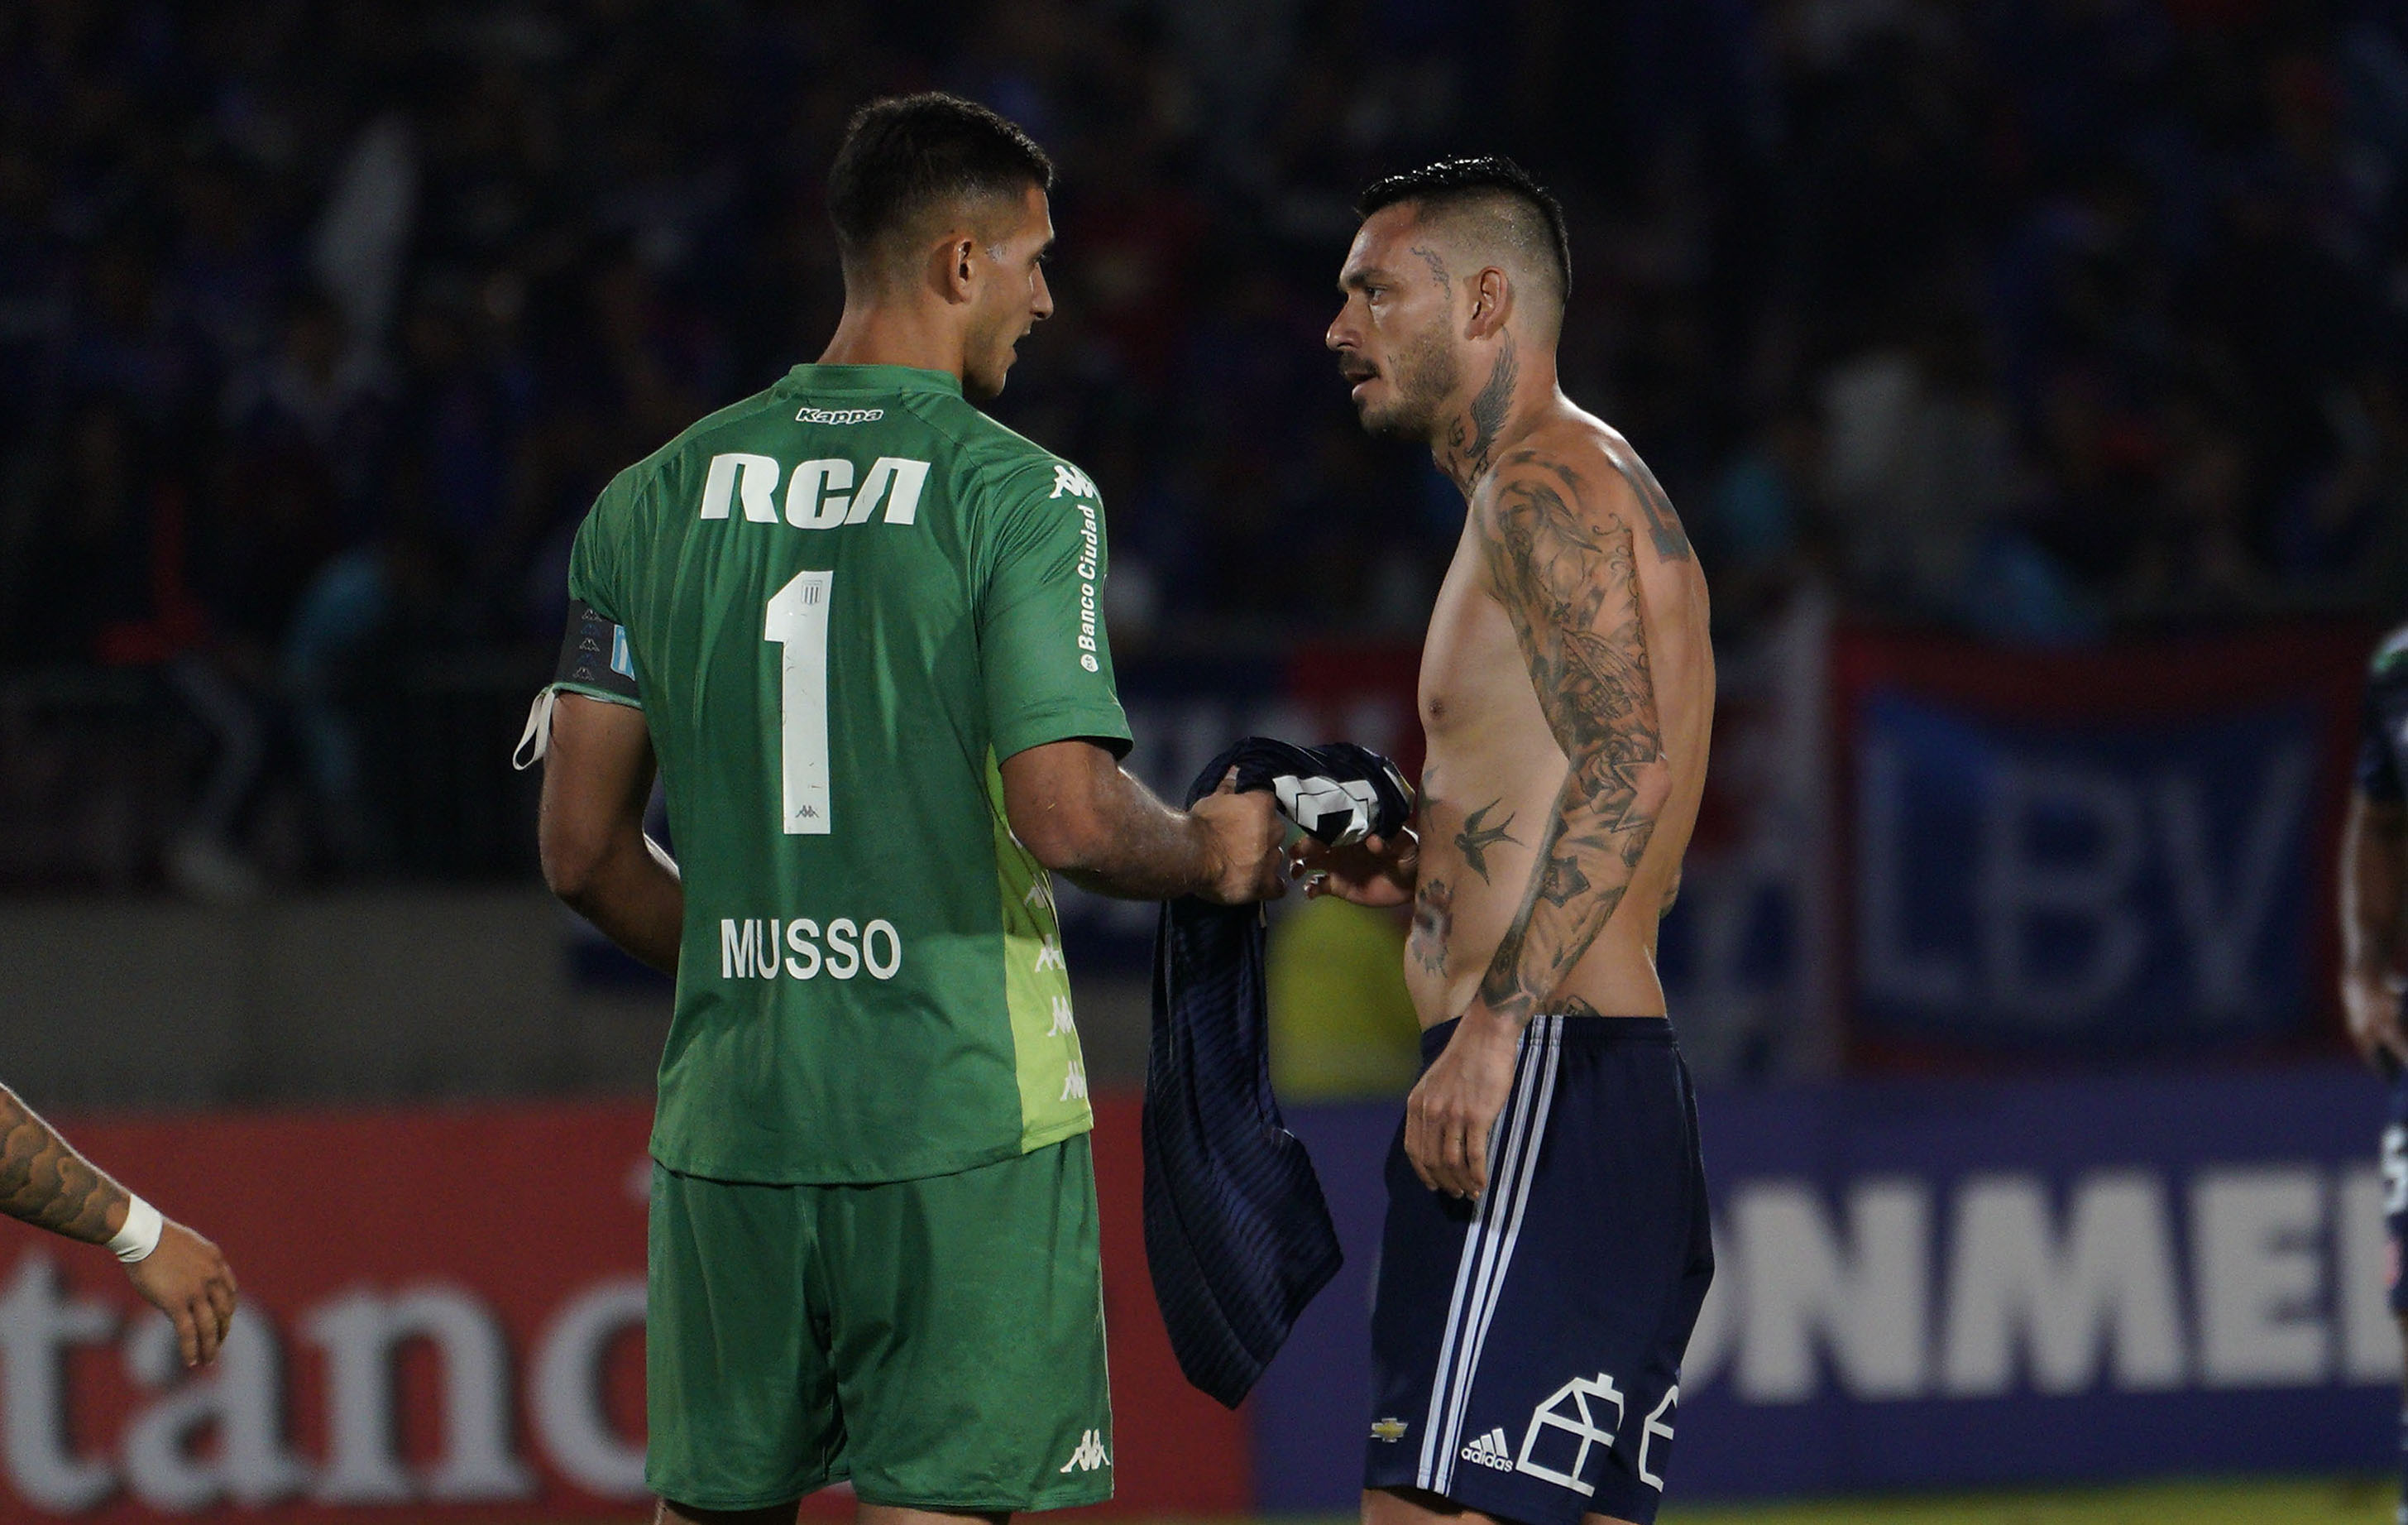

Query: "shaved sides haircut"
left=1358, top=156, right=1571, bottom=333
left=828, top=93, right=1055, bottom=289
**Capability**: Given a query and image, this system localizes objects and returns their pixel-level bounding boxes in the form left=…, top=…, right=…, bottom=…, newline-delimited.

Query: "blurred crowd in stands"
left=2, top=0, right=2406, bottom=887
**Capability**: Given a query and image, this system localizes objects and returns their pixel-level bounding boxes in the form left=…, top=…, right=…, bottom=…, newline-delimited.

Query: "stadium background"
left=2, top=0, right=2406, bottom=1519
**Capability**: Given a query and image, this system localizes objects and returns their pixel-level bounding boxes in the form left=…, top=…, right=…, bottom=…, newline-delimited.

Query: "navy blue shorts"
left=2385, top=1061, right=2408, bottom=1316
left=1363, top=1015, right=1713, bottom=1525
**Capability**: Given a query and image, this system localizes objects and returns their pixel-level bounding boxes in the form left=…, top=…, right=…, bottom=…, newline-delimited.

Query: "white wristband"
left=108, top=1197, right=163, bottom=1264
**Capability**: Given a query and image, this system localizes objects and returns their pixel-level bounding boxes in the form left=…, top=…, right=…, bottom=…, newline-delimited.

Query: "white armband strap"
left=513, top=687, right=559, bottom=770
left=109, top=1197, right=163, bottom=1264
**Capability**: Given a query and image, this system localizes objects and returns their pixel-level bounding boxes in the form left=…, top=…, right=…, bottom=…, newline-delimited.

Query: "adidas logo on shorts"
left=1459, top=1427, right=1515, bottom=1471
left=1059, top=1429, right=1110, bottom=1473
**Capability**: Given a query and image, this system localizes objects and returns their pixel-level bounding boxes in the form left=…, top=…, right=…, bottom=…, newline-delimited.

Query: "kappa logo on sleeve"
left=1050, top=462, right=1097, bottom=501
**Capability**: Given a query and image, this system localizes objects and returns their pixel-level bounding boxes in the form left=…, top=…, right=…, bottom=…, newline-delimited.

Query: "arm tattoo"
left=1453, top=799, right=1521, bottom=883
left=0, top=1084, right=128, bottom=1244
left=1473, top=463, right=1673, bottom=1025
left=1607, top=440, right=1692, bottom=561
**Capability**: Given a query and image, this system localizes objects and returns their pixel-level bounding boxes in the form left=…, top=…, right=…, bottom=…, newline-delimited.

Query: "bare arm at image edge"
left=2342, top=792, right=2408, bottom=1072
left=539, top=691, right=683, bottom=974
left=1, top=1082, right=238, bottom=1366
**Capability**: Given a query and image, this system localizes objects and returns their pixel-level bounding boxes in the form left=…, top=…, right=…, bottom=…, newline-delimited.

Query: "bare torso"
left=1405, top=411, right=1714, bottom=1027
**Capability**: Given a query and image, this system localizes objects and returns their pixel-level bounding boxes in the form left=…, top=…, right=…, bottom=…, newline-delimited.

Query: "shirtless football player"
left=1299, top=156, right=1716, bottom=1525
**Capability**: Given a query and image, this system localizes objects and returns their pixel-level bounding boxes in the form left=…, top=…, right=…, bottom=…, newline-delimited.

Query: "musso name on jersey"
left=720, top=916, right=903, bottom=981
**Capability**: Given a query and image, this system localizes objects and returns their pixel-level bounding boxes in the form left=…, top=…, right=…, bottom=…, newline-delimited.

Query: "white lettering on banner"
left=720, top=917, right=902, bottom=981
left=0, top=1154, right=2401, bottom=1510
left=302, top=1284, right=535, bottom=1503
left=1858, top=742, right=1966, bottom=1007
left=1978, top=760, right=2147, bottom=1023
left=2152, top=741, right=2311, bottom=1019
left=531, top=1278, right=649, bottom=1497
left=122, top=1309, right=309, bottom=1508
left=1858, top=736, right=2316, bottom=1029
left=2339, top=1166, right=2404, bottom=1381
left=0, top=1255, right=663, bottom=1511
left=1682, top=1162, right=2399, bottom=1405
left=1732, top=1180, right=1931, bottom=1401
left=0, top=1255, right=117, bottom=1511
left=2193, top=1168, right=2329, bottom=1387
left=1939, top=1172, right=2186, bottom=1396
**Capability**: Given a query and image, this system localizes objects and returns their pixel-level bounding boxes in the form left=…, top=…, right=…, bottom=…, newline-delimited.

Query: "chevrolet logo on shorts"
left=1371, top=1417, right=1409, bottom=1442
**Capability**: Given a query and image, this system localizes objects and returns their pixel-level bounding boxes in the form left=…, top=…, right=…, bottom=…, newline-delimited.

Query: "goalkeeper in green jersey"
left=528, top=94, right=1286, bottom=1525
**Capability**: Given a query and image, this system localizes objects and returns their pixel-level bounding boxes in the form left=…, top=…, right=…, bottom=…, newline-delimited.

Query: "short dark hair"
left=827, top=93, right=1055, bottom=279
left=1357, top=156, right=1572, bottom=307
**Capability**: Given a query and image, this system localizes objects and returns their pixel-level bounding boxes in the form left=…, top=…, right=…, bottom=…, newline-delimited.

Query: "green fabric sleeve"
left=977, top=458, right=1132, bottom=762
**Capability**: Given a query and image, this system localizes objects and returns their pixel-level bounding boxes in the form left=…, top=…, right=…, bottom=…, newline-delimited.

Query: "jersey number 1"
left=765, top=569, right=833, bottom=835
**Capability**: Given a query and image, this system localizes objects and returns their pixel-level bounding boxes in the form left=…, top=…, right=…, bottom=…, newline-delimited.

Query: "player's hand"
left=1192, top=769, right=1287, bottom=904
left=1291, top=827, right=1417, bottom=908
left=2343, top=966, right=2408, bottom=1077
left=1404, top=1010, right=1521, bottom=1200
left=123, top=1219, right=238, bottom=1367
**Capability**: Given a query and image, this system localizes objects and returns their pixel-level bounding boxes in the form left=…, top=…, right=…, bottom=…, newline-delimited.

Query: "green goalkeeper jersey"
left=560, top=363, right=1130, bottom=1184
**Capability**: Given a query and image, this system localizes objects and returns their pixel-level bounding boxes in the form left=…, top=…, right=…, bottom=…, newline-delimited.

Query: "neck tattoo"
left=1442, top=332, right=1518, bottom=494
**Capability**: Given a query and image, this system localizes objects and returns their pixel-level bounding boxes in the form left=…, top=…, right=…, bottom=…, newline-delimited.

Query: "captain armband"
left=513, top=600, right=642, bottom=770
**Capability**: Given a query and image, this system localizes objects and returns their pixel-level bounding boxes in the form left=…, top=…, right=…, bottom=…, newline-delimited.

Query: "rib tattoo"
left=1453, top=799, right=1522, bottom=883
left=1410, top=877, right=1454, bottom=976
left=1473, top=461, right=1673, bottom=1024
left=0, top=1083, right=128, bottom=1244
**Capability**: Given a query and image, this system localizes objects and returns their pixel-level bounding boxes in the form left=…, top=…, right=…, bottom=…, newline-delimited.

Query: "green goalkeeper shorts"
left=644, top=1134, right=1113, bottom=1513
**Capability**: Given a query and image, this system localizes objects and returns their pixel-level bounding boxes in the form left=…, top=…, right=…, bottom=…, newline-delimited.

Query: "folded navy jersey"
left=1143, top=737, right=1414, bottom=1408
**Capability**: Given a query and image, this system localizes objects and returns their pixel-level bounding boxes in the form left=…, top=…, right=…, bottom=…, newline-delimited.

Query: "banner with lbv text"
left=1835, top=626, right=2370, bottom=1062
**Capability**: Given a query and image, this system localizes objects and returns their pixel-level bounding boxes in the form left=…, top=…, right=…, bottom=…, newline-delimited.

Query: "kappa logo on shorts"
left=1458, top=1427, right=1515, bottom=1471
left=1371, top=1416, right=1409, bottom=1442
left=1514, top=1373, right=1625, bottom=1498
left=1059, top=1429, right=1110, bottom=1473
